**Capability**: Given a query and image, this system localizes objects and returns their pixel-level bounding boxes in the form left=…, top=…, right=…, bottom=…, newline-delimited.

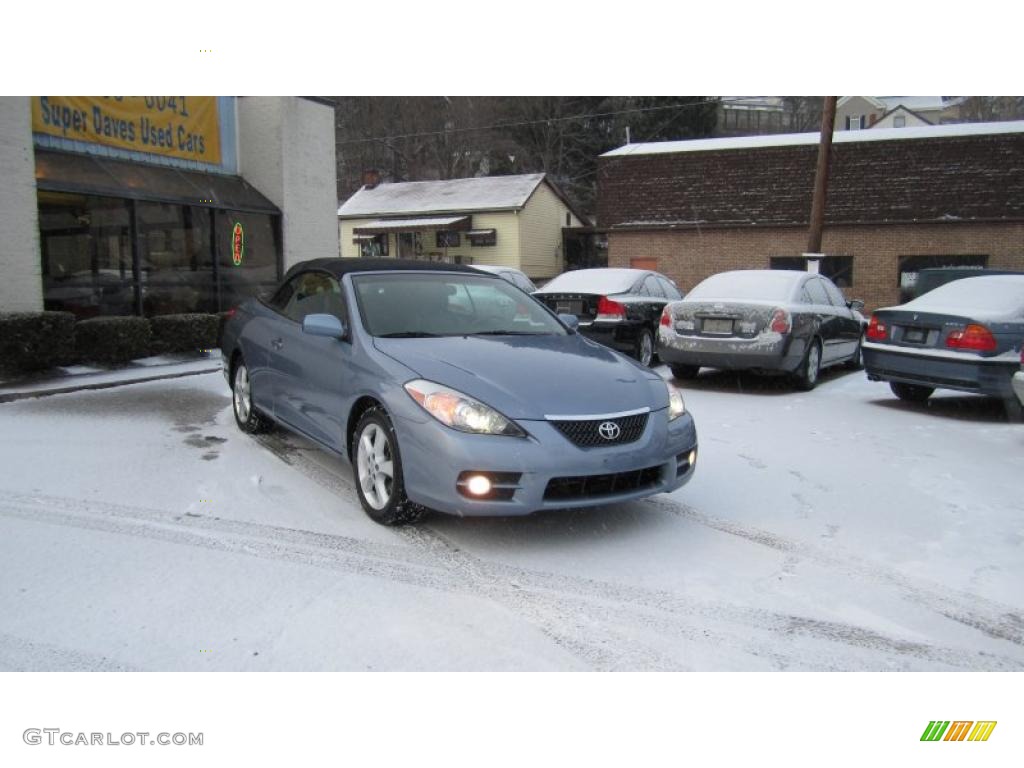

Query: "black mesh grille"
left=550, top=413, right=648, bottom=447
left=544, top=465, right=663, bottom=502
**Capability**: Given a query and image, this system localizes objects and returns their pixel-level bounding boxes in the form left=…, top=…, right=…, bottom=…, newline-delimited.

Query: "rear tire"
left=890, top=382, right=934, bottom=403
left=1003, top=396, right=1024, bottom=423
left=634, top=328, right=655, bottom=367
left=232, top=357, right=272, bottom=434
left=793, top=339, right=822, bottom=391
left=352, top=406, right=424, bottom=526
left=670, top=364, right=701, bottom=380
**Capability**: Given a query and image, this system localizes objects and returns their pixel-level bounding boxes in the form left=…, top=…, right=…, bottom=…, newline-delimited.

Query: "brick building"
left=597, top=122, right=1024, bottom=311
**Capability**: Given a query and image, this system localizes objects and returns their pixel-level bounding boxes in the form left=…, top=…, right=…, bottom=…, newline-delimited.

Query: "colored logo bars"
left=921, top=721, right=997, bottom=742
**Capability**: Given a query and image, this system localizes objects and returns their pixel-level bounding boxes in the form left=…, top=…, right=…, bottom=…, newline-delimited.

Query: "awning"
left=34, top=149, right=280, bottom=214
left=467, top=229, right=496, bottom=236
left=353, top=215, right=471, bottom=234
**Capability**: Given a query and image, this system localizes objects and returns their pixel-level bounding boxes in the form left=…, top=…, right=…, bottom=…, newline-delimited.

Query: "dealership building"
left=0, top=96, right=338, bottom=317
left=598, top=121, right=1024, bottom=310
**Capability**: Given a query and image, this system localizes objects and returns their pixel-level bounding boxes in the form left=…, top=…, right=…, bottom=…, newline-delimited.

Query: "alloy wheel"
left=233, top=364, right=251, bottom=422
left=356, top=423, right=394, bottom=510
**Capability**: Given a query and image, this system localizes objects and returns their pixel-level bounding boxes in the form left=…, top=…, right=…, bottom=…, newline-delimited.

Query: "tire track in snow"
left=644, top=496, right=1024, bottom=648
left=0, top=632, right=137, bottom=672
left=1, top=489, right=1019, bottom=671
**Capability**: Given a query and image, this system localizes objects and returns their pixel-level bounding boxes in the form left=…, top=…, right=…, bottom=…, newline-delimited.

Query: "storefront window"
left=138, top=202, right=215, bottom=316
left=216, top=210, right=280, bottom=309
left=39, top=191, right=135, bottom=318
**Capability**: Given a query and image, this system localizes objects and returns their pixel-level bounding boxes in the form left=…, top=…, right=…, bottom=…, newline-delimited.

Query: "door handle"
left=271, top=338, right=283, bottom=350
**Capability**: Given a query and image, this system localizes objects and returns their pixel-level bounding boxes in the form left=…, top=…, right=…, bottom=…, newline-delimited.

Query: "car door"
left=820, top=276, right=861, bottom=360
left=271, top=271, right=352, bottom=452
left=638, top=274, right=670, bottom=325
left=806, top=277, right=846, bottom=363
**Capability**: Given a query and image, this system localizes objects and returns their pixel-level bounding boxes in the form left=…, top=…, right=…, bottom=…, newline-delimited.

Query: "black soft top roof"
left=283, top=258, right=483, bottom=282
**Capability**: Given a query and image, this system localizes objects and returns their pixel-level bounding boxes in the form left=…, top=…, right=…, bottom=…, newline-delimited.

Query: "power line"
left=336, top=97, right=731, bottom=147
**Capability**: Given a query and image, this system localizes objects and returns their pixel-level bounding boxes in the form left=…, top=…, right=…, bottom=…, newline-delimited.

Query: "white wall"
left=237, top=97, right=338, bottom=272
left=0, top=97, right=43, bottom=312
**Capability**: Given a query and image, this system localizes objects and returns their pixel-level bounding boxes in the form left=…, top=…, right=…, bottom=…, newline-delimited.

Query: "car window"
left=799, top=287, right=815, bottom=305
left=643, top=275, right=665, bottom=298
left=821, top=278, right=848, bottom=308
left=283, top=272, right=346, bottom=324
left=804, top=278, right=830, bottom=305
left=268, top=277, right=299, bottom=312
left=635, top=280, right=650, bottom=297
left=657, top=276, right=681, bottom=300
left=512, top=273, right=537, bottom=293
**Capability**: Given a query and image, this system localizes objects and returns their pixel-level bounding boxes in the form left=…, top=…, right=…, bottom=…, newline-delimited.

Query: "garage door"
left=630, top=258, right=659, bottom=271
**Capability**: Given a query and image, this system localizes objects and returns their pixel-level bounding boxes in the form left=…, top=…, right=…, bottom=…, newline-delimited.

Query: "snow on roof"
left=600, top=121, right=1024, bottom=157
left=878, top=96, right=947, bottom=112
left=338, top=173, right=546, bottom=217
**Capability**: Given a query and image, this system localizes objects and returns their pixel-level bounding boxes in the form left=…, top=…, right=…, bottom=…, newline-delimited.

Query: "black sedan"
left=658, top=270, right=865, bottom=390
left=863, top=274, right=1024, bottom=421
left=534, top=268, right=683, bottom=366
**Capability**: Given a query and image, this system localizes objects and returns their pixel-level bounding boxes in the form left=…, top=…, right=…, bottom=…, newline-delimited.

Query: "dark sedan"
left=534, top=268, right=683, bottom=367
left=863, top=274, right=1024, bottom=421
left=658, top=270, right=865, bottom=390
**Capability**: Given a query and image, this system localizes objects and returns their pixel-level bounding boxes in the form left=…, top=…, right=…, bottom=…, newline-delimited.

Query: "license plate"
left=556, top=301, right=582, bottom=314
left=903, top=328, right=926, bottom=343
left=702, top=318, right=733, bottom=334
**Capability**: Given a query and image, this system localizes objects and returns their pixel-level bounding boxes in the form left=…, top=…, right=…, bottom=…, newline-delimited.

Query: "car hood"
left=372, top=334, right=667, bottom=420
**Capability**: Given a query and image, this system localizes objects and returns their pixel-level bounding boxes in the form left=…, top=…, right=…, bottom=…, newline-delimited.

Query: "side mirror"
left=558, top=313, right=580, bottom=331
left=302, top=313, right=346, bottom=339
left=848, top=299, right=865, bottom=312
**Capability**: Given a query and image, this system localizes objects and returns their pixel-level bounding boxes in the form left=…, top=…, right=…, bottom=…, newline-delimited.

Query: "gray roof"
left=338, top=173, right=547, bottom=218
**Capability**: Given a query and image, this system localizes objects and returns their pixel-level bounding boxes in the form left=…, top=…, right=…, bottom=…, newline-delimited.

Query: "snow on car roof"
left=685, top=270, right=806, bottom=302
left=894, top=275, right=1024, bottom=320
left=536, top=268, right=646, bottom=295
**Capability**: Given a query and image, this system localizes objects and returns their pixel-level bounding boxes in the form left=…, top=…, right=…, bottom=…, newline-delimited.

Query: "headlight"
left=404, top=379, right=525, bottom=436
left=666, top=381, right=686, bottom=421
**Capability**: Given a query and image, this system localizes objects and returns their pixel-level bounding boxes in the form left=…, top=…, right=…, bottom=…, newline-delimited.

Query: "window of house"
left=467, top=230, right=496, bottom=247
left=897, top=255, right=989, bottom=302
left=358, top=234, right=388, bottom=258
left=436, top=231, right=461, bottom=248
left=848, top=115, right=863, bottom=130
left=770, top=255, right=854, bottom=288
left=894, top=115, right=906, bottom=128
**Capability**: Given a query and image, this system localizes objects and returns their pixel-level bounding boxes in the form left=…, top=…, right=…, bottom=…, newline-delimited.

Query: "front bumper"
left=863, top=342, right=1017, bottom=398
left=393, top=409, right=698, bottom=517
left=657, top=327, right=805, bottom=372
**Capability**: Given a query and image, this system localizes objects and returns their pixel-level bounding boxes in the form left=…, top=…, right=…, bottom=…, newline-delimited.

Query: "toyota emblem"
left=598, top=421, right=621, bottom=440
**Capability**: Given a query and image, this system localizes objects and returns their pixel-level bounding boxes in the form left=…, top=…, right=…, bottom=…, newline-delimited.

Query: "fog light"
left=466, top=474, right=492, bottom=496
left=689, top=449, right=697, bottom=466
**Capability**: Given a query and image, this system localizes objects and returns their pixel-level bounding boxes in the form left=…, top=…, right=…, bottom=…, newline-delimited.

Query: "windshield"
left=687, top=271, right=800, bottom=302
left=352, top=272, right=568, bottom=337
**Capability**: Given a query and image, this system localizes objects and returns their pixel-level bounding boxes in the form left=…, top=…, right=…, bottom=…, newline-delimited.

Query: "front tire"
left=793, top=339, right=822, bottom=391
left=890, top=382, right=934, bottom=403
left=232, top=357, right=271, bottom=434
left=634, top=328, right=655, bottom=367
left=352, top=406, right=424, bottom=526
left=670, top=364, right=701, bottom=380
left=844, top=338, right=864, bottom=370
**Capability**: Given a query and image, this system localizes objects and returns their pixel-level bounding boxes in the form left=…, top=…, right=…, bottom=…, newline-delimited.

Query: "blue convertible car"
left=220, top=259, right=698, bottom=525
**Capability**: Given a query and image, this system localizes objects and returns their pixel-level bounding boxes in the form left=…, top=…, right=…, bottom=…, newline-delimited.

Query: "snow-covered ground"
left=0, top=363, right=1021, bottom=671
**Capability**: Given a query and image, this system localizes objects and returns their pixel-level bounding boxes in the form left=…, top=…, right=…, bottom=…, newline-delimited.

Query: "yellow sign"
left=32, top=96, right=222, bottom=164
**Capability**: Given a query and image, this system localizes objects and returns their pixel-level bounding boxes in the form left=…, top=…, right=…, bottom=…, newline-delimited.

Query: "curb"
left=0, top=366, right=222, bottom=404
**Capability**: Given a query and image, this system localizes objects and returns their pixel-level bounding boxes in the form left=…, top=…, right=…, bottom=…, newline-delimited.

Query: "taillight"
left=596, top=296, right=626, bottom=321
left=946, top=324, right=997, bottom=352
left=769, top=308, right=791, bottom=334
left=660, top=306, right=672, bottom=327
left=866, top=315, right=887, bottom=341
left=225, top=306, right=238, bottom=319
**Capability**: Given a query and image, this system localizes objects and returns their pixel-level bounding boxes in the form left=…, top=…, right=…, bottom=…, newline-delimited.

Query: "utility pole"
left=806, top=96, right=838, bottom=255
